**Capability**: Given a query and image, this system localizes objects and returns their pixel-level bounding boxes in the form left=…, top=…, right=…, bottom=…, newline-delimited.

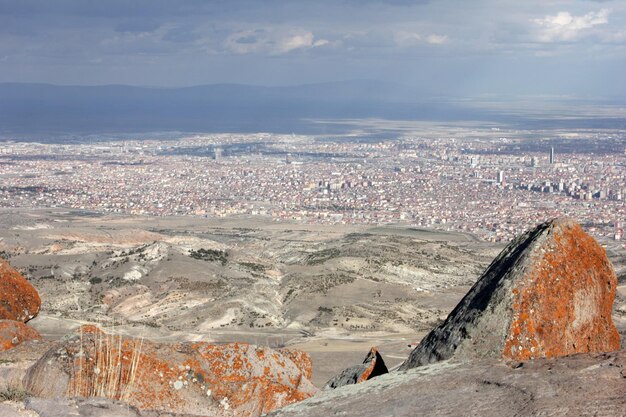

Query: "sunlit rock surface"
left=0, top=259, right=41, bottom=322
left=23, top=325, right=317, bottom=417
left=0, top=319, right=42, bottom=352
left=401, top=218, right=620, bottom=370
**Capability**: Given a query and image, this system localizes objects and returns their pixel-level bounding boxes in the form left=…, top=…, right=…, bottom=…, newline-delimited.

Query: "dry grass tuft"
left=0, top=386, right=31, bottom=401
left=69, top=323, right=144, bottom=401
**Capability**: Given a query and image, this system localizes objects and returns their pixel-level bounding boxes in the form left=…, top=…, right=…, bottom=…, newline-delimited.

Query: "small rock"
left=325, top=347, right=388, bottom=389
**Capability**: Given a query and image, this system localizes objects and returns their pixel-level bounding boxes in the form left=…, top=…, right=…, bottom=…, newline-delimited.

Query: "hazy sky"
left=1, top=0, right=625, bottom=96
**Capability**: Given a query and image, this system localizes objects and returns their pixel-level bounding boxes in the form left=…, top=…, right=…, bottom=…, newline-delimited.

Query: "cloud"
left=114, top=19, right=161, bottom=34
left=426, top=34, right=448, bottom=44
left=603, top=29, right=626, bottom=43
left=162, top=26, right=202, bottom=44
left=394, top=32, right=422, bottom=46
left=342, top=0, right=431, bottom=5
left=224, top=30, right=267, bottom=54
left=225, top=29, right=329, bottom=55
left=533, top=9, right=609, bottom=42
left=277, top=32, right=329, bottom=53
left=394, top=31, right=447, bottom=46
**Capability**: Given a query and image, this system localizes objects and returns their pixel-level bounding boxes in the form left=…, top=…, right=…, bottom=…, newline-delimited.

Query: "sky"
left=0, top=0, right=625, bottom=97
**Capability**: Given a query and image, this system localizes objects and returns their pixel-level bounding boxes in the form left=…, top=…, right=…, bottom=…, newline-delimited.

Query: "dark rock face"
left=23, top=325, right=318, bottom=417
left=400, top=218, right=620, bottom=370
left=325, top=347, right=388, bottom=389
left=0, top=259, right=41, bottom=322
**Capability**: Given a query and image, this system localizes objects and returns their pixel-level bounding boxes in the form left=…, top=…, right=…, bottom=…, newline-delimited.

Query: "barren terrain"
left=1, top=209, right=624, bottom=386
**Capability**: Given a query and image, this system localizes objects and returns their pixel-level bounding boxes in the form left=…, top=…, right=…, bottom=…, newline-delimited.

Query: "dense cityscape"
left=1, top=127, right=625, bottom=243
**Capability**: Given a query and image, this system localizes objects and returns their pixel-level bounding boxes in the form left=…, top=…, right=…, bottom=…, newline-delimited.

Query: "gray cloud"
left=162, top=26, right=203, bottom=44
left=114, top=19, right=162, bottom=34
left=0, top=0, right=623, bottom=97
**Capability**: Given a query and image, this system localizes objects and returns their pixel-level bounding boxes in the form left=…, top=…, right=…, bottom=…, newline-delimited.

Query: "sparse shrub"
left=189, top=248, right=229, bottom=265
left=39, top=275, right=56, bottom=280
left=0, top=386, right=31, bottom=401
left=89, top=277, right=103, bottom=285
left=238, top=262, right=266, bottom=272
left=306, top=248, right=341, bottom=265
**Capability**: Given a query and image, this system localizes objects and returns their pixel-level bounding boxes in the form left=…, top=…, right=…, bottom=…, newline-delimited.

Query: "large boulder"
left=401, top=218, right=620, bottom=370
left=324, top=347, right=388, bottom=389
left=0, top=319, right=42, bottom=351
left=25, top=397, right=202, bottom=417
left=23, top=325, right=317, bottom=417
left=268, top=350, right=626, bottom=417
left=0, top=259, right=41, bottom=322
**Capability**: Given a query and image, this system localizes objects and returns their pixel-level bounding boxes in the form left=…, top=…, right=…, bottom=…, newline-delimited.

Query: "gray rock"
left=0, top=404, right=24, bottom=417
left=324, top=347, right=388, bottom=389
left=269, top=350, right=626, bottom=417
left=22, top=346, right=69, bottom=398
left=25, top=397, right=76, bottom=417
left=0, top=367, right=27, bottom=392
left=25, top=397, right=204, bottom=417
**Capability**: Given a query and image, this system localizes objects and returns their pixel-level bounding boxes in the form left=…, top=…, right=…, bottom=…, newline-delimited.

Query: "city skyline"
left=2, top=128, right=624, bottom=243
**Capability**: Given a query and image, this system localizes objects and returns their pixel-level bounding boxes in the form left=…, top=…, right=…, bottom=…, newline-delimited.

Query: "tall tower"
left=549, top=146, right=555, bottom=164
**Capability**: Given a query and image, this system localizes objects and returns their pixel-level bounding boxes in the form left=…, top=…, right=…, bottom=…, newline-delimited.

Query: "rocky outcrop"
left=401, top=218, right=620, bottom=370
left=325, top=347, right=388, bottom=389
left=0, top=319, right=42, bottom=351
left=269, top=350, right=626, bottom=417
left=24, top=397, right=203, bottom=417
left=23, top=325, right=317, bottom=417
left=0, top=259, right=41, bottom=322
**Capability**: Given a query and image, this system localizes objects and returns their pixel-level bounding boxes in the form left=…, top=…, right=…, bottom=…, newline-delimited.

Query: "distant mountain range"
left=0, top=81, right=624, bottom=139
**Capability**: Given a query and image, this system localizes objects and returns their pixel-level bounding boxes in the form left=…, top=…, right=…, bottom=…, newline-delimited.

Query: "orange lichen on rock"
left=192, top=343, right=317, bottom=417
left=279, top=348, right=314, bottom=380
left=503, top=220, right=620, bottom=360
left=24, top=325, right=317, bottom=417
left=401, top=218, right=621, bottom=370
left=0, top=259, right=41, bottom=322
left=0, top=319, right=42, bottom=351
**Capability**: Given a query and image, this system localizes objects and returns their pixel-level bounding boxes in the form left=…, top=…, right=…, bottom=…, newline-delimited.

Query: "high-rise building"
left=497, top=170, right=504, bottom=184
left=549, top=146, right=555, bottom=164
left=531, top=157, right=539, bottom=167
